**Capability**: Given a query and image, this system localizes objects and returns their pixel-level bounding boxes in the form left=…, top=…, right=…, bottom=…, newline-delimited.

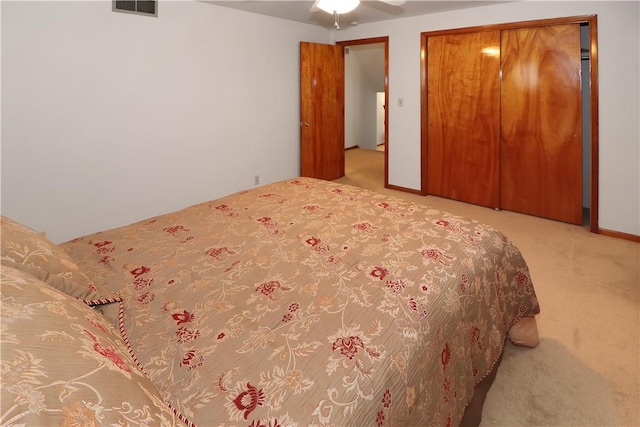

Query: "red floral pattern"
left=441, top=343, right=451, bottom=373
left=175, top=327, right=200, bottom=344
left=332, top=336, right=365, bottom=360
left=0, top=266, right=178, bottom=426
left=172, top=310, right=195, bottom=325
left=61, top=177, right=540, bottom=427
left=233, top=383, right=265, bottom=420
left=130, top=266, right=150, bottom=278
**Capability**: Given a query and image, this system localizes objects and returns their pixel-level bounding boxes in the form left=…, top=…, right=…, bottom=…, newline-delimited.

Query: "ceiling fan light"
left=317, top=0, right=360, bottom=14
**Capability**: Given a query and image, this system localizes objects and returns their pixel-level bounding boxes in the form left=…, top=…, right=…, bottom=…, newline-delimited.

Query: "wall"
left=344, top=46, right=364, bottom=149
left=1, top=1, right=331, bottom=242
left=581, top=25, right=591, bottom=208
left=376, top=92, right=385, bottom=147
left=336, top=1, right=640, bottom=236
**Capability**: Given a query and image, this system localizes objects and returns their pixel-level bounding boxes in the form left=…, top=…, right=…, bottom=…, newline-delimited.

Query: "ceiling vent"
left=113, top=1, right=157, bottom=17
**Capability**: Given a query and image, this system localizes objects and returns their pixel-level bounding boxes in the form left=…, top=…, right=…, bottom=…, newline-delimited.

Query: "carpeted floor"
left=335, top=148, right=640, bottom=427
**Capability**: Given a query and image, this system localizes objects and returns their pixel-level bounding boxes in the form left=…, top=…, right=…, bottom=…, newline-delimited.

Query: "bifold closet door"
left=500, top=24, right=583, bottom=224
left=426, top=31, right=501, bottom=208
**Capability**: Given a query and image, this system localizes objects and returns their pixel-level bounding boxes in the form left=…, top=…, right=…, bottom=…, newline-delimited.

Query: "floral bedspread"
left=61, top=177, right=540, bottom=427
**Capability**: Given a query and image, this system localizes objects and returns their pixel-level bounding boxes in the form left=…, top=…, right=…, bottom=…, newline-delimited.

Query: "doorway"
left=338, top=37, right=389, bottom=187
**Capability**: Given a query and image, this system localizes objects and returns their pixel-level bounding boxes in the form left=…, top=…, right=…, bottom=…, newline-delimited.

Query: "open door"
left=300, top=42, right=345, bottom=180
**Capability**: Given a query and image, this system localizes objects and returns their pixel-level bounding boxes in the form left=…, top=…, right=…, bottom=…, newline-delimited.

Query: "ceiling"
left=205, top=1, right=510, bottom=30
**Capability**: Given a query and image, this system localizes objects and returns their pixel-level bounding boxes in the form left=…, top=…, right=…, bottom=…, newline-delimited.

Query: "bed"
left=1, top=177, right=540, bottom=427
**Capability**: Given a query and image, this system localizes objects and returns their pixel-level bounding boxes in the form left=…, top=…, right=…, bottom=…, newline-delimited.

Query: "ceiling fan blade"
left=310, top=0, right=320, bottom=12
left=379, top=0, right=405, bottom=5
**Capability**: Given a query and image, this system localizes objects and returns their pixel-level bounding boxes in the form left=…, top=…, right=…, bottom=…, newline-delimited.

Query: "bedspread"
left=61, top=177, right=540, bottom=427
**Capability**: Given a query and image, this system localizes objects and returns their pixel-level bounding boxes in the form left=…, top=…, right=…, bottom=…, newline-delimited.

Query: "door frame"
left=420, top=15, right=599, bottom=232
left=337, top=37, right=389, bottom=188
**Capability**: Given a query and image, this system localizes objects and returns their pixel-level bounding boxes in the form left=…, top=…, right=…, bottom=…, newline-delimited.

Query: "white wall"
left=1, top=1, right=331, bottom=242
left=358, top=44, right=385, bottom=150
left=345, top=43, right=385, bottom=150
left=336, top=1, right=640, bottom=236
left=376, top=92, right=386, bottom=146
left=344, top=47, right=364, bottom=149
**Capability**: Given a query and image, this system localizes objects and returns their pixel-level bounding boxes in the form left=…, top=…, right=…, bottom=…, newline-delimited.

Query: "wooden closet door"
left=427, top=31, right=501, bottom=208
left=500, top=24, right=583, bottom=224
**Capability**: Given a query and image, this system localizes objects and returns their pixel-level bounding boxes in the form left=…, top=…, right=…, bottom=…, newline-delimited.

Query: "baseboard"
left=598, top=228, right=640, bottom=243
left=379, top=191, right=639, bottom=242
left=385, top=183, right=427, bottom=196
left=345, top=145, right=360, bottom=151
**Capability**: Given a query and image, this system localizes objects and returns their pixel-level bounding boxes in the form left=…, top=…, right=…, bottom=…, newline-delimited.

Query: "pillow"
left=0, top=265, right=180, bottom=426
left=0, top=216, right=121, bottom=306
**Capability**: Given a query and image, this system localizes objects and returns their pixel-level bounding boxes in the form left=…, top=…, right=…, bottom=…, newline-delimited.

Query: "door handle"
left=300, top=121, right=311, bottom=127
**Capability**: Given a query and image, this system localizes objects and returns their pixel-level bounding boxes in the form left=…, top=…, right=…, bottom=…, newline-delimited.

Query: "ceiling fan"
left=311, top=0, right=406, bottom=29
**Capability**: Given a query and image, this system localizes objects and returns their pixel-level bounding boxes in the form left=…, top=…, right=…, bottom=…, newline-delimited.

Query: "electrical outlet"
left=254, top=175, right=260, bottom=186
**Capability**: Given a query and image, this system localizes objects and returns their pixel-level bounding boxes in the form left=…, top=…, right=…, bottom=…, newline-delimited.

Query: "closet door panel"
left=426, top=31, right=501, bottom=208
left=500, top=24, right=583, bottom=224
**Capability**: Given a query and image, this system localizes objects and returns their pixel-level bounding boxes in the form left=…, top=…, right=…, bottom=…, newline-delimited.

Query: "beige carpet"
left=335, top=148, right=640, bottom=427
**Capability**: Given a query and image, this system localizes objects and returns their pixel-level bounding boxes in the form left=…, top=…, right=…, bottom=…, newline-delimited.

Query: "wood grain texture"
left=426, top=31, right=501, bottom=208
left=300, top=42, right=345, bottom=181
left=500, top=24, right=582, bottom=224
left=421, top=16, right=598, bottom=230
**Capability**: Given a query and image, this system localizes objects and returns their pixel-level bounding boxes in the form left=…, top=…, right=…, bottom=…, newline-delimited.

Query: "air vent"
left=113, top=1, right=157, bottom=17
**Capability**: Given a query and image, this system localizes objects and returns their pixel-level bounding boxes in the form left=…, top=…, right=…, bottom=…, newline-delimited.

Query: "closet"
left=423, top=19, right=585, bottom=225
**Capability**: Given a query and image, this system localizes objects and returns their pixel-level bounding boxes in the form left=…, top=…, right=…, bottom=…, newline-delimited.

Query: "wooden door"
left=501, top=24, right=583, bottom=224
left=300, top=42, right=345, bottom=181
left=426, top=31, right=501, bottom=208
